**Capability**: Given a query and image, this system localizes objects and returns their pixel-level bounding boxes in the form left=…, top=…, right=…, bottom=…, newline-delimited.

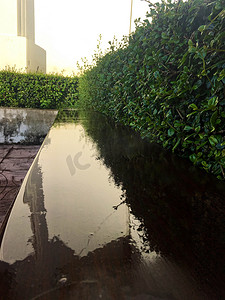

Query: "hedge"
left=78, top=0, right=225, bottom=180
left=0, top=71, right=79, bottom=109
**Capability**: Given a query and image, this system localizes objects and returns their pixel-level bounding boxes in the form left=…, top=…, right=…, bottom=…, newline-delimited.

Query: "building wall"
left=17, top=0, right=35, bottom=41
left=0, top=36, right=46, bottom=73
left=0, top=0, right=18, bottom=36
left=0, top=36, right=26, bottom=71
left=25, top=0, right=35, bottom=41
left=0, top=0, right=46, bottom=73
left=27, top=40, right=46, bottom=73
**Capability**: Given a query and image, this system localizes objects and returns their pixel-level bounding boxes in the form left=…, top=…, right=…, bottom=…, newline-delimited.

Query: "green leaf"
left=210, top=111, right=218, bottom=131
left=189, top=103, right=198, bottom=110
left=215, top=2, right=222, bottom=9
left=184, top=125, right=193, bottom=131
left=197, top=141, right=207, bottom=150
left=189, top=154, right=197, bottom=163
left=198, top=25, right=206, bottom=33
left=201, top=161, right=208, bottom=167
left=184, top=133, right=195, bottom=141
left=187, top=111, right=198, bottom=118
left=168, top=128, right=175, bottom=136
left=174, top=120, right=184, bottom=128
left=193, top=80, right=202, bottom=90
left=208, top=136, right=218, bottom=146
left=161, top=32, right=167, bottom=39
left=172, top=138, right=181, bottom=152
left=154, top=71, right=160, bottom=79
left=208, top=97, right=218, bottom=107
left=163, top=140, right=169, bottom=147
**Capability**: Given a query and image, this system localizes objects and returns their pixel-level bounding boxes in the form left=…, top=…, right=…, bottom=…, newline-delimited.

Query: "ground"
left=0, top=145, right=40, bottom=229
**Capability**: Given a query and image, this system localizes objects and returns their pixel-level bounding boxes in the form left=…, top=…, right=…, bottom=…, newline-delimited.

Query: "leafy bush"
left=0, top=71, right=79, bottom=109
left=78, top=0, right=225, bottom=180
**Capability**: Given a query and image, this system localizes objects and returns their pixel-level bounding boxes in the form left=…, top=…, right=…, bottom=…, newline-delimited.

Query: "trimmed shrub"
left=0, top=71, right=79, bottom=109
left=78, top=0, right=225, bottom=180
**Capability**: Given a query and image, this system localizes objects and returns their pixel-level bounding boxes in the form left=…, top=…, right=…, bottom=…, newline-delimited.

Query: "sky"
left=35, top=0, right=151, bottom=75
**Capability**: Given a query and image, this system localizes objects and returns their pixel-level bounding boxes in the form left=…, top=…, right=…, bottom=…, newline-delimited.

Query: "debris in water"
left=58, top=276, right=67, bottom=285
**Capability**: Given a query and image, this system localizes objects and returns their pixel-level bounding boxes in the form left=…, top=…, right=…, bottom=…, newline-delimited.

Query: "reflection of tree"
left=1, top=235, right=137, bottom=300
left=79, top=111, right=225, bottom=297
left=54, top=109, right=80, bottom=124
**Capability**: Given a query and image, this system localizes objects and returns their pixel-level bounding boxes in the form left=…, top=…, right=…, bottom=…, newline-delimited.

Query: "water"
left=0, top=110, right=224, bottom=300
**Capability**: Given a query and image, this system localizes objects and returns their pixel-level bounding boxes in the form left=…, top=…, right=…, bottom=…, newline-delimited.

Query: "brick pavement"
left=0, top=145, right=40, bottom=228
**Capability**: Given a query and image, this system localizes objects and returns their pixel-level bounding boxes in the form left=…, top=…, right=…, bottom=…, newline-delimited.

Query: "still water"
left=0, top=110, right=224, bottom=300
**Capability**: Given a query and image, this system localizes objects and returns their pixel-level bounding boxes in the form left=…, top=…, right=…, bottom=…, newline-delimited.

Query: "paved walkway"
left=0, top=145, right=40, bottom=228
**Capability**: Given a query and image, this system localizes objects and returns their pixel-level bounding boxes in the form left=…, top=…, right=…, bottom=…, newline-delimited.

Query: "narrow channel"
left=0, top=110, right=224, bottom=300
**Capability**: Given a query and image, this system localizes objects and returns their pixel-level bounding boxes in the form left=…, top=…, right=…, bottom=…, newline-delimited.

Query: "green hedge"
left=78, top=0, right=225, bottom=180
left=0, top=71, right=79, bottom=109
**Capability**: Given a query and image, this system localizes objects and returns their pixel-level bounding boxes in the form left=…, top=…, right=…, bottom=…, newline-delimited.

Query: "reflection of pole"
left=129, top=0, right=133, bottom=35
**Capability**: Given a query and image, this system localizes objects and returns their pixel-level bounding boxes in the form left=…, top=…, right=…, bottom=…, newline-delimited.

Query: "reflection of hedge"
left=78, top=0, right=225, bottom=180
left=79, top=110, right=225, bottom=295
left=0, top=71, right=79, bottom=109
left=54, top=109, right=79, bottom=123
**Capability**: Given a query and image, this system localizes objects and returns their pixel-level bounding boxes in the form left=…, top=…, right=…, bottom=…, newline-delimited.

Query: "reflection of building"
left=1, top=150, right=135, bottom=299
left=0, top=0, right=46, bottom=73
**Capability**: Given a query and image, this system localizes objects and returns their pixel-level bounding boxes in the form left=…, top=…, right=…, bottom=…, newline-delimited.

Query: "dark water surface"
left=0, top=108, right=58, bottom=144
left=0, top=110, right=224, bottom=300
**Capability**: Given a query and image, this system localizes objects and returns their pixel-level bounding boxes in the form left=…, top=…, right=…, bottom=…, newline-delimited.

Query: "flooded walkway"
left=0, top=110, right=225, bottom=300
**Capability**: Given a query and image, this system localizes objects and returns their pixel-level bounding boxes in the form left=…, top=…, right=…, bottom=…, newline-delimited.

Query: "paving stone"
left=0, top=146, right=13, bottom=161
left=0, top=159, right=34, bottom=172
left=7, top=148, right=39, bottom=159
left=0, top=145, right=40, bottom=229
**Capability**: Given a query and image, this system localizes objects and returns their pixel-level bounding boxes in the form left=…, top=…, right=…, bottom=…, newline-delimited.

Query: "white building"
left=0, top=0, right=46, bottom=73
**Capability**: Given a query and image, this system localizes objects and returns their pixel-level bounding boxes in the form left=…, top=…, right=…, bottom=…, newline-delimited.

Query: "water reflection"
left=77, top=110, right=225, bottom=299
left=0, top=111, right=131, bottom=299
left=0, top=110, right=224, bottom=299
left=0, top=108, right=57, bottom=144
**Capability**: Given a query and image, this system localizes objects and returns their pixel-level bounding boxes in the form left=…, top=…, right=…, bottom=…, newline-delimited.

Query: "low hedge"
left=0, top=71, right=79, bottom=109
left=78, top=0, right=225, bottom=180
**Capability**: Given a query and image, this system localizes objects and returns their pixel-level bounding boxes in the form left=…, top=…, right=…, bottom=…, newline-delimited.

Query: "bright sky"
left=35, top=0, right=150, bottom=75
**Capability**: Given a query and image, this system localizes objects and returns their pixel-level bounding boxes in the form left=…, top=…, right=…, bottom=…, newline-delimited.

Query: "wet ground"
left=0, top=110, right=225, bottom=300
left=0, top=108, right=57, bottom=231
left=0, top=145, right=40, bottom=229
